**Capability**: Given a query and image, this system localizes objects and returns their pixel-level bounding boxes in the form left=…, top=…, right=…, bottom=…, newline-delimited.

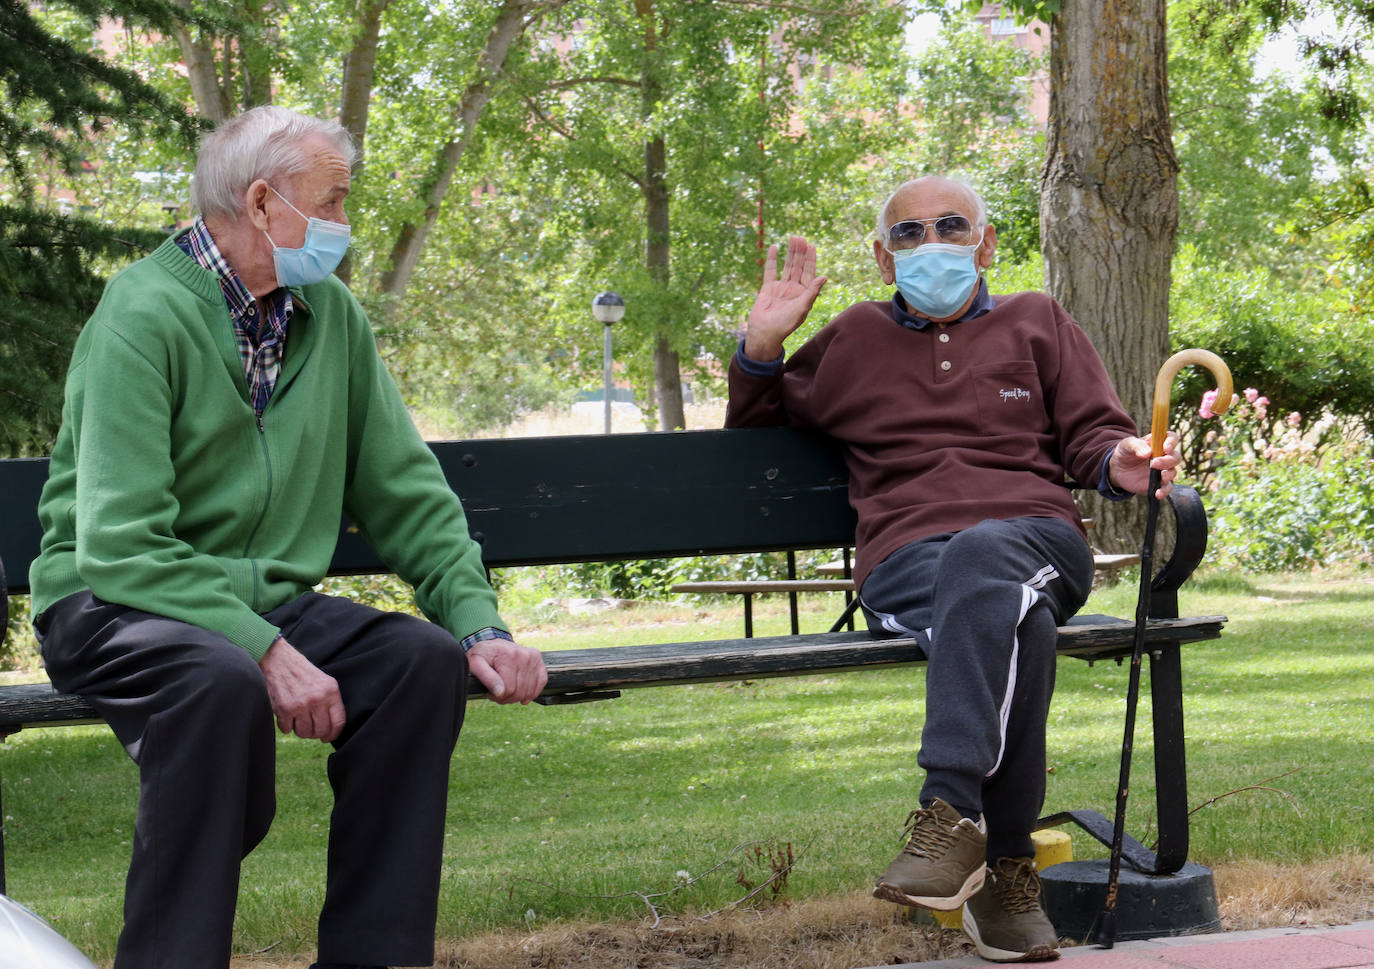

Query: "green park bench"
left=0, top=426, right=1225, bottom=922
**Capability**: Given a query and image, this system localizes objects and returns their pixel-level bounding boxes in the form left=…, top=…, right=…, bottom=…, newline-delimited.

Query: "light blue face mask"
left=892, top=234, right=982, bottom=320
left=263, top=186, right=350, bottom=288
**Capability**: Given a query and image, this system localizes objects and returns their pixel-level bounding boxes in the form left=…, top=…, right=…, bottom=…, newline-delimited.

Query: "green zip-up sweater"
left=30, top=234, right=506, bottom=660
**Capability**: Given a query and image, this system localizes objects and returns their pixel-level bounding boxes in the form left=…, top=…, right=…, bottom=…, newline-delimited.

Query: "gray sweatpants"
left=859, top=516, right=1094, bottom=862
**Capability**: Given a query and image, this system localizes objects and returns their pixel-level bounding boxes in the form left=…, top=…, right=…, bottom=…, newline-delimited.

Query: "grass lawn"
left=1, top=567, right=1371, bottom=964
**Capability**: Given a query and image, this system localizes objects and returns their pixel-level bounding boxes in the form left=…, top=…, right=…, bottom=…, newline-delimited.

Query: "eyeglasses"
left=885, top=215, right=976, bottom=251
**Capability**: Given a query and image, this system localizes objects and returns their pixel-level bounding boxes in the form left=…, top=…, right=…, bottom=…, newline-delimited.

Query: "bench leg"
left=1149, top=643, right=1189, bottom=875
left=1, top=755, right=6, bottom=895
left=828, top=596, right=863, bottom=634
left=786, top=551, right=799, bottom=635
left=1038, top=643, right=1191, bottom=877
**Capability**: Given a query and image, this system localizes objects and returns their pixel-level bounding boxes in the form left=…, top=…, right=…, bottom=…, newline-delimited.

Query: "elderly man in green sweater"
left=728, top=177, right=1182, bottom=963
left=29, top=106, right=546, bottom=969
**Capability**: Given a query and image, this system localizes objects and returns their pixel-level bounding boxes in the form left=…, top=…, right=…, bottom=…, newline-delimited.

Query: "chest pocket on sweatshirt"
left=973, top=362, right=1049, bottom=437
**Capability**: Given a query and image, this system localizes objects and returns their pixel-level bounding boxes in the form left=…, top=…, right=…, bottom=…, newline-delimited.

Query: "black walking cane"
left=1092, top=349, right=1232, bottom=949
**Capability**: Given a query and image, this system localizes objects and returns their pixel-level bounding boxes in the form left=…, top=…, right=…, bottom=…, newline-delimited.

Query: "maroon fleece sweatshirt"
left=726, top=291, right=1138, bottom=588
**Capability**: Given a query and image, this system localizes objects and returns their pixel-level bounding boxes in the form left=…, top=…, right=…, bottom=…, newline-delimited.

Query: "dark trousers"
left=37, top=591, right=469, bottom=969
left=859, top=517, right=1094, bottom=862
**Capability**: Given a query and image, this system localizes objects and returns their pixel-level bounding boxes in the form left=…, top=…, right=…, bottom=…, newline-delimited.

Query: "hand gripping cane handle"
left=1148, top=349, right=1234, bottom=457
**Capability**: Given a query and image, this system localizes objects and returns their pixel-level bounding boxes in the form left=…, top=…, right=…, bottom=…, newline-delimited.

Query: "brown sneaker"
left=872, top=798, right=987, bottom=911
left=961, top=856, right=1061, bottom=962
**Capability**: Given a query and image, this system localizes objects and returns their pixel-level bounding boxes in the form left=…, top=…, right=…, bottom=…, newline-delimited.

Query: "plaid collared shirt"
left=176, top=217, right=291, bottom=418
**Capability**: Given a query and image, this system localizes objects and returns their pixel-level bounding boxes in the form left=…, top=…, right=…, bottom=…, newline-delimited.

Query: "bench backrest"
left=0, top=427, right=858, bottom=596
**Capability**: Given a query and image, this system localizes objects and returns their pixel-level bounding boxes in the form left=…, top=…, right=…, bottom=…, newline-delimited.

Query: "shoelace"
left=898, top=806, right=959, bottom=858
left=988, top=858, right=1044, bottom=914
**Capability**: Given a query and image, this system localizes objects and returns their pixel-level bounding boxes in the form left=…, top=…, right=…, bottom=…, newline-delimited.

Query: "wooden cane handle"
left=1149, top=349, right=1233, bottom=457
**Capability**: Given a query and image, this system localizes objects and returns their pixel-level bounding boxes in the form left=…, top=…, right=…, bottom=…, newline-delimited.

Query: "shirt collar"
left=176, top=216, right=292, bottom=326
left=891, top=277, right=995, bottom=331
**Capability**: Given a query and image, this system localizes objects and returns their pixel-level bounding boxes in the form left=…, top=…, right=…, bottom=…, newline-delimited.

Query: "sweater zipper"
left=241, top=409, right=274, bottom=609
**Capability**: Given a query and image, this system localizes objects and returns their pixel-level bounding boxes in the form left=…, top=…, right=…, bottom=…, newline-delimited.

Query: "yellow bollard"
left=918, top=828, right=1074, bottom=931
left=1032, top=828, right=1074, bottom=868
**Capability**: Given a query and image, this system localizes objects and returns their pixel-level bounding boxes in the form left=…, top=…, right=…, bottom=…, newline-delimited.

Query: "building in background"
left=973, top=2, right=1050, bottom=124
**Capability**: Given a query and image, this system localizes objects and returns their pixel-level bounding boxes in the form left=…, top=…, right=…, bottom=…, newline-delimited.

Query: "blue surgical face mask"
left=892, top=232, right=983, bottom=320
left=263, top=186, right=350, bottom=288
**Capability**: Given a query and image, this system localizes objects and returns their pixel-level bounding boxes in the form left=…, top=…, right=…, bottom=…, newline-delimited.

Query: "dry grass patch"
left=221, top=855, right=1374, bottom=969
left=1216, top=852, right=1374, bottom=931
left=434, top=893, right=968, bottom=969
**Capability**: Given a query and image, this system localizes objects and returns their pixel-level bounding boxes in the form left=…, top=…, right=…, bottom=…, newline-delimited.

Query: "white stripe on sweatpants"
left=986, top=583, right=1037, bottom=777
left=859, top=600, right=928, bottom=639
left=862, top=560, right=1060, bottom=778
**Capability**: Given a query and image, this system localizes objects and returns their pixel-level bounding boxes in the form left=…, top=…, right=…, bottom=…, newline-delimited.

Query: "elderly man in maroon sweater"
left=726, top=176, right=1181, bottom=963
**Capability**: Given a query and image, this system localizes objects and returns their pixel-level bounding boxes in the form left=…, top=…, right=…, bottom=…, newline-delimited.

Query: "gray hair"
left=191, top=105, right=357, bottom=220
left=874, top=177, right=988, bottom=245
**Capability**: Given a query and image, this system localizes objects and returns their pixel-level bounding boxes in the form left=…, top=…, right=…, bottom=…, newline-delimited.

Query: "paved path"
left=866, top=920, right=1374, bottom=969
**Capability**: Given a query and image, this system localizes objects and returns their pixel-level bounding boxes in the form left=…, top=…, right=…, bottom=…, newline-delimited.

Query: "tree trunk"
left=644, top=133, right=683, bottom=430
left=1041, top=0, right=1178, bottom=553
left=339, top=0, right=393, bottom=157
left=170, top=0, right=230, bottom=121
left=335, top=0, right=394, bottom=285
left=637, top=0, right=685, bottom=430
left=237, top=0, right=274, bottom=109
left=375, top=0, right=537, bottom=312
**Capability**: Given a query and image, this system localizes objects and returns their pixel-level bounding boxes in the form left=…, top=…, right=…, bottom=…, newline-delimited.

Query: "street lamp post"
left=592, top=291, right=626, bottom=434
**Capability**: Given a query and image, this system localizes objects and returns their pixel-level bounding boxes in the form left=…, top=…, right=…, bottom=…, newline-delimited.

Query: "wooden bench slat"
left=1, top=615, right=1226, bottom=731
left=672, top=579, right=856, bottom=594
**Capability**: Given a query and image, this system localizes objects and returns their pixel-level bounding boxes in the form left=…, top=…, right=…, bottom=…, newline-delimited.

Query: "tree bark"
left=237, top=0, right=274, bottom=109
left=645, top=129, right=682, bottom=431
left=335, top=0, right=394, bottom=285
left=1041, top=0, right=1178, bottom=552
left=375, top=0, right=539, bottom=312
left=339, top=0, right=393, bottom=158
left=170, top=0, right=230, bottom=121
left=637, top=0, right=685, bottom=430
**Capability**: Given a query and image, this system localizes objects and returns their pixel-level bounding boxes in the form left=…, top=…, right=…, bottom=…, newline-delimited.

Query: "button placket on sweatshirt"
left=934, top=322, right=958, bottom=382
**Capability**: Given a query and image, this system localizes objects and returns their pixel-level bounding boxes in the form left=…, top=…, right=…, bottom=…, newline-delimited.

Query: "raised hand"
left=743, top=235, right=827, bottom=361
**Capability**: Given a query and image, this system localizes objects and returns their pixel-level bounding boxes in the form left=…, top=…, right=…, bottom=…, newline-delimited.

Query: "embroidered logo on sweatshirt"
left=999, top=387, right=1032, bottom=402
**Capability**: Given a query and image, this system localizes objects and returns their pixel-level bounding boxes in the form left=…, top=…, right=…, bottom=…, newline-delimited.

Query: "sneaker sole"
left=872, top=865, right=986, bottom=912
left=962, top=906, right=1060, bottom=963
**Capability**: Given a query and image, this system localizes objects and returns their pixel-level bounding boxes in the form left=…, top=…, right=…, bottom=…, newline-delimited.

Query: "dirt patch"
left=225, top=855, right=1374, bottom=969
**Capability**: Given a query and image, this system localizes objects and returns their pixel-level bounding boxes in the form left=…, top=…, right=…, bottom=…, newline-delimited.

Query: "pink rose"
left=1287, top=411, right=1302, bottom=427
left=1199, top=389, right=1218, bottom=419
left=1244, top=388, right=1260, bottom=403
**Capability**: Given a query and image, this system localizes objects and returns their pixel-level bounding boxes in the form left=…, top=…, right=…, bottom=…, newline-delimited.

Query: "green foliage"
left=0, top=207, right=165, bottom=456
left=476, top=0, right=914, bottom=416
left=909, top=18, right=1039, bottom=173
left=550, top=552, right=794, bottom=601
left=964, top=134, right=1045, bottom=263
left=1199, top=389, right=1374, bottom=570
left=1298, top=167, right=1374, bottom=302
left=0, top=1, right=200, bottom=187
left=1169, top=0, right=1364, bottom=269
left=0, top=0, right=201, bottom=455
left=3, top=593, right=39, bottom=671
left=1168, top=246, right=1374, bottom=460
left=877, top=17, right=1046, bottom=262
left=561, top=559, right=684, bottom=601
